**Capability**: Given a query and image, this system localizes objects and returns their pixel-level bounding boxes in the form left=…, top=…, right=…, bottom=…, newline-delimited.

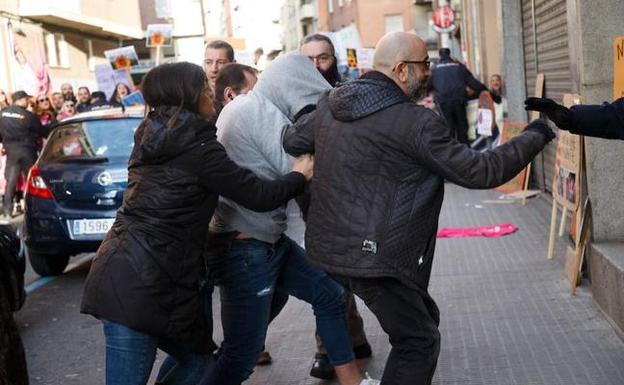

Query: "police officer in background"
left=428, top=48, right=487, bottom=144
left=0, top=91, right=50, bottom=219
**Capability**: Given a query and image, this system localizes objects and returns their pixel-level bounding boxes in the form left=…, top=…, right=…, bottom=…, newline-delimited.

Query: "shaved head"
left=372, top=32, right=430, bottom=99
left=373, top=32, right=428, bottom=77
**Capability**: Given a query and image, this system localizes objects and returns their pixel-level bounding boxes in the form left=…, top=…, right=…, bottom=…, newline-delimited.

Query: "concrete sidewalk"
left=228, top=184, right=624, bottom=385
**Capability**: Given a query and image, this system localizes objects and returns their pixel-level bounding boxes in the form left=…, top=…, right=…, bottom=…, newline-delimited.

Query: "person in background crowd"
left=253, top=47, right=267, bottom=71
left=89, top=91, right=110, bottom=109
left=204, top=40, right=235, bottom=91
left=56, top=100, right=76, bottom=121
left=51, top=92, right=64, bottom=112
left=283, top=32, right=555, bottom=385
left=213, top=63, right=257, bottom=117
left=298, top=33, right=373, bottom=381
left=109, top=83, right=131, bottom=107
left=0, top=90, right=10, bottom=109
left=203, top=53, right=377, bottom=385
left=81, top=62, right=313, bottom=385
left=427, top=47, right=486, bottom=144
left=76, top=86, right=92, bottom=113
left=0, top=91, right=50, bottom=219
left=34, top=95, right=56, bottom=126
left=61, top=83, right=76, bottom=103
left=525, top=97, right=624, bottom=140
left=300, top=34, right=341, bottom=87
left=489, top=74, right=504, bottom=103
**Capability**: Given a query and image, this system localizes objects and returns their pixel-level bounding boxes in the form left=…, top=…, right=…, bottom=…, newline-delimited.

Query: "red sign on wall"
left=432, top=6, right=457, bottom=33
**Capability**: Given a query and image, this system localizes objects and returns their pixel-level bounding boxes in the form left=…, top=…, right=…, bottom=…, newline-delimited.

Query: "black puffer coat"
left=81, top=107, right=305, bottom=353
left=284, top=71, right=551, bottom=291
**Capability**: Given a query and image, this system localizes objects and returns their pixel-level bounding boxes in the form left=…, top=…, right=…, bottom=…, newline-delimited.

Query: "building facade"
left=0, top=0, right=142, bottom=94
left=459, top=0, right=624, bottom=334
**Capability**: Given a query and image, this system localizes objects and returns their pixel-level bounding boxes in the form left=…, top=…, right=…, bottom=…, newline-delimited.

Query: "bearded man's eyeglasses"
left=401, top=60, right=431, bottom=70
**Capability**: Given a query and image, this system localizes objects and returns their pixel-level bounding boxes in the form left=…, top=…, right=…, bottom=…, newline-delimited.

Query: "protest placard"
left=356, top=48, right=374, bottom=69
left=94, top=64, right=134, bottom=100
left=104, top=46, right=139, bottom=70
left=146, top=24, right=173, bottom=47
left=547, top=94, right=587, bottom=278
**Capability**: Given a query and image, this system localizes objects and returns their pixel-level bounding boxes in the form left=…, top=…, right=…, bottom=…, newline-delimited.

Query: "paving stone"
left=229, top=185, right=624, bottom=384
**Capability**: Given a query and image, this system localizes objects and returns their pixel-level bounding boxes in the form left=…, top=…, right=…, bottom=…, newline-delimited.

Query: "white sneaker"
left=360, top=372, right=381, bottom=385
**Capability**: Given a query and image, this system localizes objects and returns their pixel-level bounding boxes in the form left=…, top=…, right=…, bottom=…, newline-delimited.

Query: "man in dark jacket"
left=300, top=33, right=373, bottom=381
left=428, top=48, right=486, bottom=144
left=525, top=97, right=624, bottom=140
left=75, top=86, right=92, bottom=113
left=283, top=32, right=554, bottom=385
left=0, top=91, right=49, bottom=219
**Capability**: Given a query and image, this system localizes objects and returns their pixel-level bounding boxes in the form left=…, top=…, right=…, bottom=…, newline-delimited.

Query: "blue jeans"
left=102, top=320, right=213, bottom=385
left=201, top=235, right=354, bottom=385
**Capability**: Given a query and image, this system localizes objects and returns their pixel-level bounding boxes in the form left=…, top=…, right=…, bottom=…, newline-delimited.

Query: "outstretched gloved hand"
left=524, top=97, right=572, bottom=130
left=524, top=119, right=556, bottom=143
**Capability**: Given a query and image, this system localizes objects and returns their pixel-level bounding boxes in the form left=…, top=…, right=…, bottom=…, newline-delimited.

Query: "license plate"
left=71, top=218, right=115, bottom=235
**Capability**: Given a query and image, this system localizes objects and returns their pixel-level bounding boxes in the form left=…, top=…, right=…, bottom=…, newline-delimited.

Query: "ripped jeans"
left=202, top=235, right=353, bottom=385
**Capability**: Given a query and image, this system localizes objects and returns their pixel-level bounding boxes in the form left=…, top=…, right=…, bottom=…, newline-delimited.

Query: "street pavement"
left=14, top=184, right=624, bottom=384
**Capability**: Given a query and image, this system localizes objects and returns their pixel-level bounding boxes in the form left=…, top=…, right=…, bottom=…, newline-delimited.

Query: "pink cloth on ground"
left=437, top=223, right=518, bottom=238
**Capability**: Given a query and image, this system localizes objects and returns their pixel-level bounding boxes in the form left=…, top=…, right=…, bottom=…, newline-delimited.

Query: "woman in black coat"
left=80, top=62, right=311, bottom=385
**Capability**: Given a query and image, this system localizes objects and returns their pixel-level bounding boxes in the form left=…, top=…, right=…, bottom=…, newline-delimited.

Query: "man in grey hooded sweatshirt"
left=205, top=53, right=376, bottom=385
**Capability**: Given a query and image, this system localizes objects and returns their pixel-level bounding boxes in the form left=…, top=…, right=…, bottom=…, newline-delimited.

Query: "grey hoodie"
left=210, top=52, right=331, bottom=242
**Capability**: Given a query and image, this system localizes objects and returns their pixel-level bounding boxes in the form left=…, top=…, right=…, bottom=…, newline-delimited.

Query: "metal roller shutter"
left=521, top=0, right=572, bottom=192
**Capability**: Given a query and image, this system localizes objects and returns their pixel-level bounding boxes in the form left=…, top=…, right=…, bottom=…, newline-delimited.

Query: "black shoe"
left=353, top=342, right=372, bottom=359
left=309, top=353, right=336, bottom=380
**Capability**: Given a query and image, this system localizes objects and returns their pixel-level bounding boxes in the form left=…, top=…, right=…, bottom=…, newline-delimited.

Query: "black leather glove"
left=524, top=97, right=572, bottom=130
left=524, top=119, right=556, bottom=143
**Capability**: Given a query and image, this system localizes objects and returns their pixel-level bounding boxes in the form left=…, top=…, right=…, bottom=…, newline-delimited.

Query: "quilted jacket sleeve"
left=283, top=109, right=317, bottom=156
left=198, top=137, right=305, bottom=212
left=412, top=110, right=550, bottom=189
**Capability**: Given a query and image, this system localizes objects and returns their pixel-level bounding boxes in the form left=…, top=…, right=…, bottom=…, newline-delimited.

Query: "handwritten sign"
left=614, top=36, right=624, bottom=99
left=552, top=94, right=582, bottom=211
left=356, top=48, right=374, bottom=69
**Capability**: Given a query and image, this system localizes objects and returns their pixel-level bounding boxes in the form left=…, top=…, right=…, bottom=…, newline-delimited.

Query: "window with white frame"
left=45, top=32, right=70, bottom=68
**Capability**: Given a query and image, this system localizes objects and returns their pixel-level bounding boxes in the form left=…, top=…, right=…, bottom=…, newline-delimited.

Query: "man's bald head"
left=373, top=32, right=428, bottom=76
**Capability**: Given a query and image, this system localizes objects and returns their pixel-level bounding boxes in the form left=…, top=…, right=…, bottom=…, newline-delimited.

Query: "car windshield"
left=40, top=118, right=140, bottom=164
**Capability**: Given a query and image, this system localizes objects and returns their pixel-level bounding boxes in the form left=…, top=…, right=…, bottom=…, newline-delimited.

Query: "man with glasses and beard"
left=298, top=33, right=373, bottom=381
left=283, top=32, right=556, bottom=385
left=300, top=34, right=341, bottom=87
